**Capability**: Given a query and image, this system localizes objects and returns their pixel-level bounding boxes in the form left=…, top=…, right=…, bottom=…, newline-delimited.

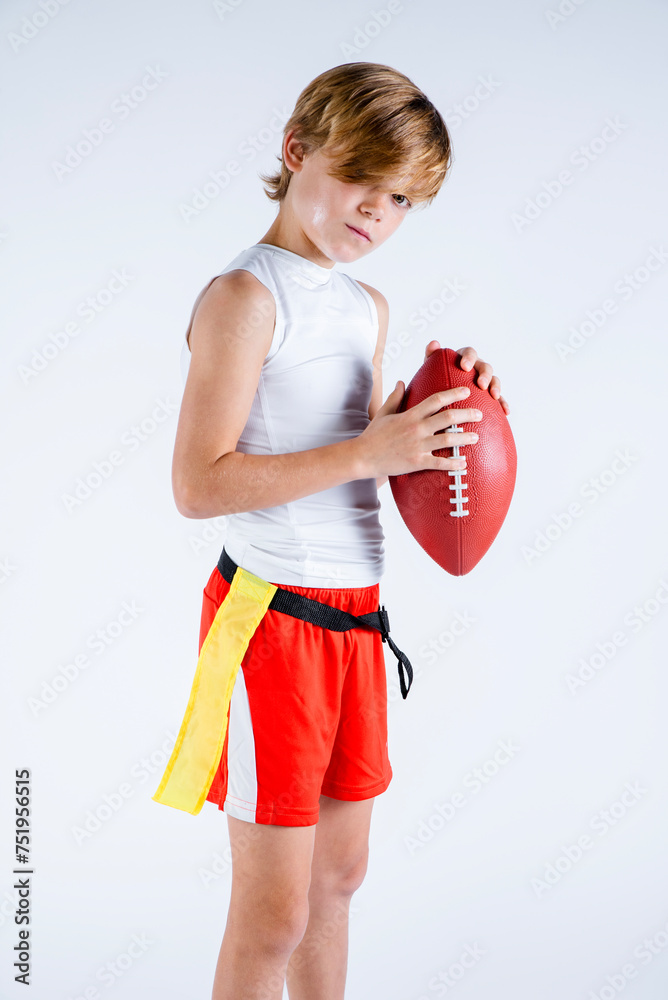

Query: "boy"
left=154, top=62, right=509, bottom=1000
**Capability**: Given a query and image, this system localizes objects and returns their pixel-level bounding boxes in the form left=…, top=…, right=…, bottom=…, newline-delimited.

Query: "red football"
left=388, top=348, right=517, bottom=576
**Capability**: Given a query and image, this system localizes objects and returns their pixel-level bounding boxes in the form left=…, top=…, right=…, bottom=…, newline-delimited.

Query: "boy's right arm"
left=173, top=271, right=481, bottom=520
left=172, top=270, right=370, bottom=519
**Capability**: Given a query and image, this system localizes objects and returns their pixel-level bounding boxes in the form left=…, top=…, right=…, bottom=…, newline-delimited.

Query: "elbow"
left=172, top=473, right=212, bottom=519
left=172, top=456, right=235, bottom=518
left=173, top=484, right=205, bottom=519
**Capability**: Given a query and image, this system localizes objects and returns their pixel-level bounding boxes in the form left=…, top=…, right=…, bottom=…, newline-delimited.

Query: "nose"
left=359, top=188, right=385, bottom=220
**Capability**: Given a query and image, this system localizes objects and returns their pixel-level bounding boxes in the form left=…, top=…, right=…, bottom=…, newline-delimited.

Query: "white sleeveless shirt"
left=180, top=243, right=386, bottom=587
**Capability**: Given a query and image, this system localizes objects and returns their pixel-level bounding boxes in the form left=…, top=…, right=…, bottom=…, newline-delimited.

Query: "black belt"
left=217, top=548, right=414, bottom=699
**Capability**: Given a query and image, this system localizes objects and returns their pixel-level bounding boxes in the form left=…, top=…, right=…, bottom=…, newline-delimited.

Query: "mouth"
left=346, top=224, right=371, bottom=242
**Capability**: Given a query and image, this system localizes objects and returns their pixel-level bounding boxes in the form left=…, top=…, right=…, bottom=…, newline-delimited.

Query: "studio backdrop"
left=2, top=0, right=667, bottom=998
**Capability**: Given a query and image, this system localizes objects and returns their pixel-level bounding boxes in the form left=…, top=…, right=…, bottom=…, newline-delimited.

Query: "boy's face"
left=287, top=142, right=414, bottom=264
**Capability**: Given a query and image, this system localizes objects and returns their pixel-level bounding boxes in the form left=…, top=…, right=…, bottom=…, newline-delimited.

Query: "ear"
left=283, top=130, right=307, bottom=173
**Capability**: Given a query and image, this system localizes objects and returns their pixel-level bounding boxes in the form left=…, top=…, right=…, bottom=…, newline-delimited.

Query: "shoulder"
left=354, top=281, right=389, bottom=346
left=353, top=280, right=388, bottom=316
left=208, top=268, right=275, bottom=304
left=186, top=269, right=275, bottom=350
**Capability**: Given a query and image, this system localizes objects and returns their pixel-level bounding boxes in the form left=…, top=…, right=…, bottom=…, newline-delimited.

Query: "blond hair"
left=259, top=62, right=452, bottom=209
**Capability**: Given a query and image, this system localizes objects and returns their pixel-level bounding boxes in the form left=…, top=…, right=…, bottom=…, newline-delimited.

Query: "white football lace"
left=447, top=424, right=469, bottom=517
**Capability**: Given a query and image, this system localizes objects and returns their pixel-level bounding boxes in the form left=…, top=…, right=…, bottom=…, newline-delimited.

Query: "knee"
left=316, top=850, right=369, bottom=898
left=269, top=906, right=311, bottom=955
left=236, top=890, right=310, bottom=955
left=340, top=852, right=369, bottom=895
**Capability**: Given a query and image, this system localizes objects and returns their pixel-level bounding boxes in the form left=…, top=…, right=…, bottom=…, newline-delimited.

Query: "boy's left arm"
left=358, top=283, right=390, bottom=490
left=359, top=284, right=509, bottom=489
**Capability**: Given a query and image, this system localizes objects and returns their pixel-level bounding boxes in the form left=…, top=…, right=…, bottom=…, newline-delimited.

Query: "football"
left=388, top=348, right=517, bottom=576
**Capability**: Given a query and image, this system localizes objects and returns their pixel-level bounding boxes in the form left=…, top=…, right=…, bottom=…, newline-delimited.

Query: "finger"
left=376, top=380, right=405, bottom=415
left=428, top=406, right=483, bottom=432
left=415, top=386, right=471, bottom=417
left=433, top=456, right=468, bottom=471
left=456, top=346, right=477, bottom=370
left=487, top=374, right=502, bottom=396
left=423, top=340, right=441, bottom=362
left=473, top=361, right=494, bottom=390
left=498, top=395, right=510, bottom=415
left=435, top=429, right=479, bottom=449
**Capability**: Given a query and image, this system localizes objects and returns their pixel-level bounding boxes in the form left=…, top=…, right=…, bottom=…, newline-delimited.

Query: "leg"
left=211, top=815, right=316, bottom=1000
left=285, top=793, right=375, bottom=1000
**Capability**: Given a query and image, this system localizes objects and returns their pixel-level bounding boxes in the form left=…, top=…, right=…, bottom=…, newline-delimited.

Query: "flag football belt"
left=219, top=549, right=413, bottom=699
left=151, top=549, right=413, bottom=816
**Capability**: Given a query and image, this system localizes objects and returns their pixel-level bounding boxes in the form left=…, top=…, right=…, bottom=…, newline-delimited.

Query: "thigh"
left=310, top=794, right=375, bottom=891
left=227, top=814, right=316, bottom=910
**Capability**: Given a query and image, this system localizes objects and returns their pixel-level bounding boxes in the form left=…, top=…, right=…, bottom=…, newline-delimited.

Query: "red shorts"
left=201, top=564, right=393, bottom=827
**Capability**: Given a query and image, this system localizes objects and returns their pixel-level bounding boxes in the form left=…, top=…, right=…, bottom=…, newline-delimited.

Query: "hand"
left=356, top=381, right=482, bottom=480
left=424, top=341, right=510, bottom=415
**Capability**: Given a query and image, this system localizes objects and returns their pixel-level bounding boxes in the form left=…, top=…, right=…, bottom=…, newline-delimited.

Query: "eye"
left=392, top=193, right=412, bottom=208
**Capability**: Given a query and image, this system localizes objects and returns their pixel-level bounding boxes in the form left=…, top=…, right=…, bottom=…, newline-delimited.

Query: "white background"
left=2, top=0, right=667, bottom=998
